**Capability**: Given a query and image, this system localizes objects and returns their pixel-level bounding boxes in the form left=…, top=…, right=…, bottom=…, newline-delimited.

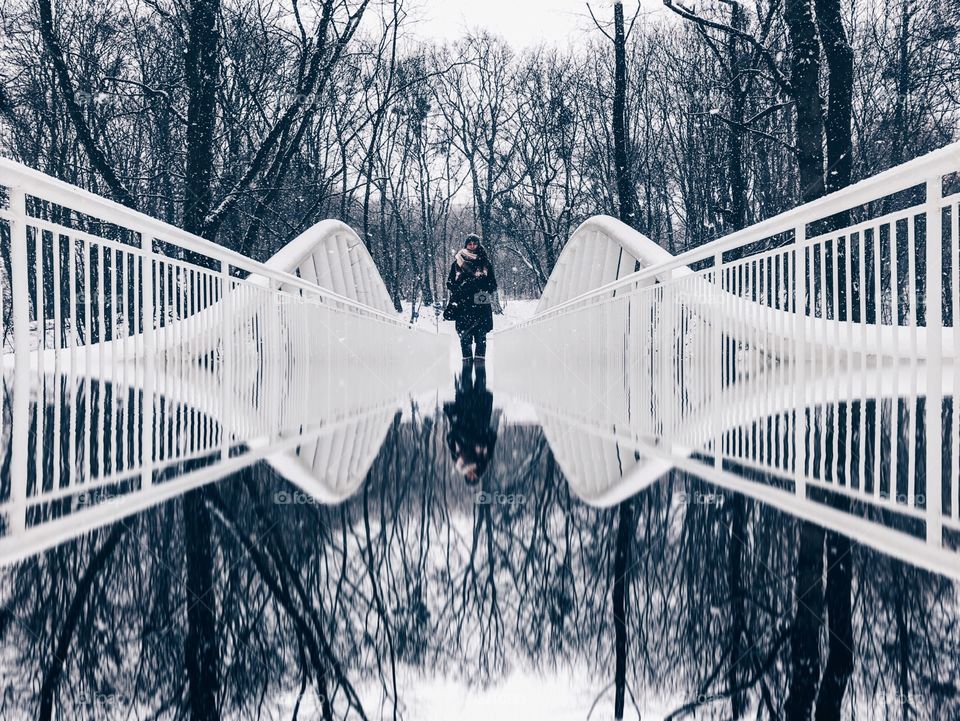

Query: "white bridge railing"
left=493, top=142, right=960, bottom=579
left=0, top=159, right=448, bottom=560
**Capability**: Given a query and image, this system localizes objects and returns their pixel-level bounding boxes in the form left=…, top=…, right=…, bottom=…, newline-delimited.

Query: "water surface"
left=0, top=358, right=957, bottom=720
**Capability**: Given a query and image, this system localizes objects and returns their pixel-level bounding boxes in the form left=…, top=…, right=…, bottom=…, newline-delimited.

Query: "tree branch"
left=662, top=0, right=793, bottom=95
left=37, top=0, right=136, bottom=207
left=586, top=2, right=614, bottom=41
left=204, top=0, right=372, bottom=238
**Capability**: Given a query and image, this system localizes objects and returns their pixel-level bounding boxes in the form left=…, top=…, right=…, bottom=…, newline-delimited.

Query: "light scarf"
left=455, top=247, right=479, bottom=268
left=455, top=248, right=489, bottom=280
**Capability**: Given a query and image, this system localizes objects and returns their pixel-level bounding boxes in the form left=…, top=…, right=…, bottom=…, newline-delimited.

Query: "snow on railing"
left=0, top=159, right=448, bottom=561
left=493, top=141, right=960, bottom=578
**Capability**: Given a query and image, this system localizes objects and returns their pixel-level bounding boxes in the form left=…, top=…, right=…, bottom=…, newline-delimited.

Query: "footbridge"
left=3, top=142, right=960, bottom=579
left=492, top=142, right=960, bottom=579
left=0, top=159, right=448, bottom=561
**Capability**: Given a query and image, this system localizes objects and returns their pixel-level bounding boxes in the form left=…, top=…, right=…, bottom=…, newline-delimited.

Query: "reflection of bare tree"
left=853, top=553, right=960, bottom=721
left=1, top=409, right=958, bottom=719
left=727, top=494, right=748, bottom=718
left=36, top=525, right=126, bottom=721
left=785, top=521, right=825, bottom=721
left=458, top=488, right=505, bottom=677
left=612, top=499, right=635, bottom=719
left=360, top=413, right=402, bottom=721
left=662, top=477, right=805, bottom=720
left=207, top=473, right=369, bottom=721
left=815, top=531, right=853, bottom=721
left=510, top=448, right=592, bottom=662
left=182, top=489, right=220, bottom=721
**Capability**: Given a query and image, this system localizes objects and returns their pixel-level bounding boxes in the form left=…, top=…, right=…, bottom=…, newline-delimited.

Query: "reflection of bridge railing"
left=0, top=360, right=443, bottom=564
left=0, top=160, right=448, bottom=560
left=494, top=359, right=960, bottom=579
left=493, top=142, right=960, bottom=579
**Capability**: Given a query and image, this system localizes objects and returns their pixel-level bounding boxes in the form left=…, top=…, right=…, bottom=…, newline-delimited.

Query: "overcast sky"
left=402, top=0, right=668, bottom=48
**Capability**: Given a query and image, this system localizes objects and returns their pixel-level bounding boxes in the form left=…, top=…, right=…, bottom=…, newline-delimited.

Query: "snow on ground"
left=269, top=664, right=689, bottom=721
left=398, top=297, right=540, bottom=373
left=399, top=297, right=539, bottom=336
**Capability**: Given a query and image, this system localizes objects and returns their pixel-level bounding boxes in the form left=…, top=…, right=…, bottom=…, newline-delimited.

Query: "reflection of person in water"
left=443, top=361, right=498, bottom=485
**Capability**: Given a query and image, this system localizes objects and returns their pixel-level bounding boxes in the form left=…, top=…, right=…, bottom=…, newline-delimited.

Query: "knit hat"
left=464, top=234, right=481, bottom=248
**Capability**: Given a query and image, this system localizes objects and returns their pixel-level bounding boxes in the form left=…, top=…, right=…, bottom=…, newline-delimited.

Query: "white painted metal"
left=493, top=141, right=960, bottom=580
left=0, top=158, right=448, bottom=561
left=536, top=214, right=677, bottom=313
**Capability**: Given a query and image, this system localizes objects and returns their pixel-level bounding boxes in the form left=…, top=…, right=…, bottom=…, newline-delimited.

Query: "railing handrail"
left=0, top=158, right=413, bottom=329
left=504, top=139, right=960, bottom=328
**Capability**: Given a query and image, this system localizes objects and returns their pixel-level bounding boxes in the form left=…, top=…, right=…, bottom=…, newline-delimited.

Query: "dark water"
left=0, top=362, right=958, bottom=721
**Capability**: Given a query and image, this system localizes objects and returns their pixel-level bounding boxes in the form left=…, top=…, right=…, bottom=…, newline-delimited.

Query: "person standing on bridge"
left=444, top=233, right=498, bottom=362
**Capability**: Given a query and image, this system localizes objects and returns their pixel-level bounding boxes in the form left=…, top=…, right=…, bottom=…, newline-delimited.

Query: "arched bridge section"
left=536, top=215, right=677, bottom=313
left=265, top=219, right=395, bottom=314
left=493, top=141, right=960, bottom=581
left=0, top=158, right=447, bottom=562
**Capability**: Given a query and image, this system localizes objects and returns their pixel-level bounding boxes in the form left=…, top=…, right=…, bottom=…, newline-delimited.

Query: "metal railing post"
left=141, top=238, right=155, bottom=487
left=220, top=259, right=232, bottom=459
left=9, top=187, right=30, bottom=532
left=924, top=176, right=944, bottom=546
left=794, top=227, right=808, bottom=498
left=714, top=252, right=723, bottom=468
left=662, top=270, right=674, bottom=450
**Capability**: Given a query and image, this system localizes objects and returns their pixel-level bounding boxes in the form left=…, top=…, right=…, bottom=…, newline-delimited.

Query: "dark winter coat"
left=445, top=248, right=498, bottom=335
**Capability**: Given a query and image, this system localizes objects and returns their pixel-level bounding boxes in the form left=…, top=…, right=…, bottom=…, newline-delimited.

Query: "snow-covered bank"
left=397, top=298, right=539, bottom=372
left=399, top=298, right=539, bottom=336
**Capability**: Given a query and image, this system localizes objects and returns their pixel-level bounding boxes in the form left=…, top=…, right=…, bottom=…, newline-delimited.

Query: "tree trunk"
left=812, top=4, right=855, bottom=714
left=891, top=0, right=912, bottom=166
left=180, top=6, right=223, bottom=714
left=780, top=8, right=830, bottom=705
left=726, top=2, right=748, bottom=231
left=182, top=0, right=221, bottom=239
left=784, top=0, right=826, bottom=202
left=612, top=2, right=636, bottom=227
left=816, top=0, right=854, bottom=193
